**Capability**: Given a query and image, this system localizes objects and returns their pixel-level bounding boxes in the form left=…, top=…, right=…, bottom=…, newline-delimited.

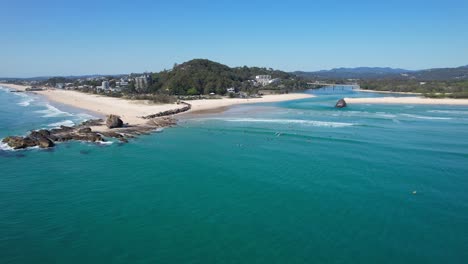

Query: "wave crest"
left=35, top=104, right=73, bottom=118
left=209, top=118, right=355, bottom=127
left=48, top=120, right=75, bottom=128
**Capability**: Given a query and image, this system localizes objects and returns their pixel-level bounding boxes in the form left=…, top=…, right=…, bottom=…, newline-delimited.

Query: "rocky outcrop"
left=2, top=134, right=54, bottom=149
left=2, top=116, right=178, bottom=150
left=2, top=125, right=104, bottom=150
left=2, top=136, right=35, bottom=149
left=142, top=102, right=191, bottom=119
left=106, top=115, right=124, bottom=128
left=80, top=119, right=104, bottom=126
left=335, top=98, right=347, bottom=108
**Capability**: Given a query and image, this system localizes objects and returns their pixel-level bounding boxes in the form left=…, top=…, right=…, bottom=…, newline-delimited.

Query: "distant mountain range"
left=0, top=74, right=126, bottom=81
left=293, top=65, right=468, bottom=81
left=3, top=64, right=468, bottom=82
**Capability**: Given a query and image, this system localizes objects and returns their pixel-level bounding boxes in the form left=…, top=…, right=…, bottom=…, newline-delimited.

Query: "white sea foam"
left=48, top=120, right=75, bottom=128
left=76, top=113, right=96, bottom=120
left=0, top=86, right=11, bottom=92
left=213, top=118, right=354, bottom=127
left=17, top=98, right=35, bottom=106
left=0, top=142, right=40, bottom=151
left=0, top=142, right=14, bottom=151
left=35, top=104, right=73, bottom=118
left=97, top=141, right=113, bottom=145
left=375, top=112, right=397, bottom=118
left=427, top=110, right=468, bottom=115
left=401, top=114, right=452, bottom=120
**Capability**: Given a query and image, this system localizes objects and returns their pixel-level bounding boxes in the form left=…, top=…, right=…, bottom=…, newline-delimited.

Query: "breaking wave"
left=48, top=120, right=75, bottom=128
left=401, top=114, right=452, bottom=120
left=35, top=104, right=73, bottom=118
left=427, top=110, right=468, bottom=115
left=0, top=142, right=14, bottom=151
left=210, top=118, right=355, bottom=127
left=17, top=98, right=35, bottom=106
left=96, top=141, right=113, bottom=145
left=0, top=86, right=11, bottom=92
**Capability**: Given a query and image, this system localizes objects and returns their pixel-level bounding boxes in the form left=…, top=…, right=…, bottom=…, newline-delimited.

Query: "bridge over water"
left=307, top=82, right=360, bottom=90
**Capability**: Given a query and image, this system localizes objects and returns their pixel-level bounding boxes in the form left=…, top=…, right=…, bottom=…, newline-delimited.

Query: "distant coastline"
left=0, top=82, right=315, bottom=132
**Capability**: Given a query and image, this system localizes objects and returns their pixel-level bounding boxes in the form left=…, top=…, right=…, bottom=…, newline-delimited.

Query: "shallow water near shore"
left=1, top=86, right=468, bottom=263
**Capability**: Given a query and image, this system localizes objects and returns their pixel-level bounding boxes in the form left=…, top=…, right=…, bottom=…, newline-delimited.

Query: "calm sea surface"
left=1, top=86, right=467, bottom=263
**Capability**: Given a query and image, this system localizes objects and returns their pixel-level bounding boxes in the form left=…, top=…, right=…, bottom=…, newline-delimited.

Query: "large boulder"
left=2, top=136, right=37, bottom=149
left=106, top=115, right=123, bottom=129
left=28, top=130, right=54, bottom=148
left=2, top=136, right=27, bottom=149
left=335, top=98, right=347, bottom=108
left=37, top=137, right=54, bottom=148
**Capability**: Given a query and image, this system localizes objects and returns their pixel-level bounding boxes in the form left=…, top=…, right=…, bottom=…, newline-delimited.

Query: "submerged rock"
left=335, top=98, right=347, bottom=108
left=106, top=115, right=124, bottom=128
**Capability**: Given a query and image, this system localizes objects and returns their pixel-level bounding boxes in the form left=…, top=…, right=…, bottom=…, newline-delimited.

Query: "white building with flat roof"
left=255, top=75, right=272, bottom=86
left=102, top=81, right=110, bottom=89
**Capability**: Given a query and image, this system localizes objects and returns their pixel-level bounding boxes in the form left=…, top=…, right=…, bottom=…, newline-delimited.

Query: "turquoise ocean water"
left=1, top=86, right=467, bottom=263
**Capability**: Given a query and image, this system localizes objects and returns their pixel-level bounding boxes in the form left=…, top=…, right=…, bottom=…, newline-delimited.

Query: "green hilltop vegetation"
left=140, top=59, right=308, bottom=95
left=359, top=79, right=468, bottom=98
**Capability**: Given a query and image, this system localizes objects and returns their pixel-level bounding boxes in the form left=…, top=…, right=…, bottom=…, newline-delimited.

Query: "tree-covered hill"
left=147, top=59, right=306, bottom=95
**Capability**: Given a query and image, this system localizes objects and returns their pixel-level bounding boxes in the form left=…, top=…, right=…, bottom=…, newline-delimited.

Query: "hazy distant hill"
left=294, top=65, right=468, bottom=81
left=406, top=65, right=468, bottom=81
left=294, top=67, right=411, bottom=79
left=0, top=74, right=125, bottom=82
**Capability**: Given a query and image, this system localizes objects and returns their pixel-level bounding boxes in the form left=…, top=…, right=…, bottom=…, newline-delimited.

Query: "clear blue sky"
left=1, top=0, right=468, bottom=77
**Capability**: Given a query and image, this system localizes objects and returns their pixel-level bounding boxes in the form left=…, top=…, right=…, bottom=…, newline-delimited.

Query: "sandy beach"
left=0, top=82, right=314, bottom=129
left=0, top=83, right=31, bottom=91
left=345, top=96, right=468, bottom=105
left=357, top=89, right=422, bottom=95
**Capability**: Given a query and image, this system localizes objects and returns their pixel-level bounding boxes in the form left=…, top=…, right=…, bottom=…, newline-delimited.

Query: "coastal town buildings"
left=255, top=75, right=271, bottom=86
left=102, top=81, right=110, bottom=90
left=135, top=74, right=152, bottom=92
left=255, top=75, right=280, bottom=86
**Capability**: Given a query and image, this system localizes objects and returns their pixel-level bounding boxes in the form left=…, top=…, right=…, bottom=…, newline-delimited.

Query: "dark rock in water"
left=77, top=127, right=92, bottom=134
left=3, top=133, right=54, bottom=149
left=2, top=136, right=30, bottom=149
left=80, top=119, right=104, bottom=126
left=335, top=98, right=347, bottom=108
left=37, top=137, right=54, bottom=148
left=118, top=137, right=129, bottom=143
left=53, top=134, right=73, bottom=142
left=71, top=133, right=104, bottom=142
left=79, top=150, right=91, bottom=155
left=50, top=126, right=74, bottom=134
left=100, top=131, right=123, bottom=138
left=106, top=115, right=123, bottom=128
left=2, top=114, right=174, bottom=150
